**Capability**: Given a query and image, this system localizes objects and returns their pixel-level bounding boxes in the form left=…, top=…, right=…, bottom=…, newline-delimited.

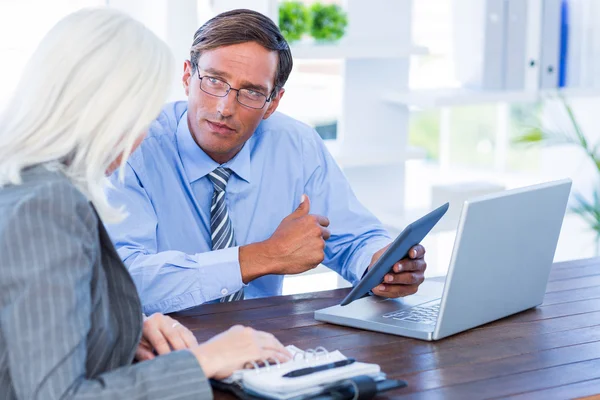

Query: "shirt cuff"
left=350, top=238, right=393, bottom=285
left=194, top=246, right=244, bottom=301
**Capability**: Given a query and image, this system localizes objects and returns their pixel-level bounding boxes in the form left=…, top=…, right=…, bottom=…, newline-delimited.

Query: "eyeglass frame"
left=193, top=63, right=277, bottom=110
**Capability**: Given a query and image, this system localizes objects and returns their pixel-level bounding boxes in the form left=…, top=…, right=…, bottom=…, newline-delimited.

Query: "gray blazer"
left=0, top=166, right=213, bottom=399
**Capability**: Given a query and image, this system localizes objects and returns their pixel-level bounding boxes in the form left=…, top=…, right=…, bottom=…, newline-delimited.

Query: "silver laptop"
left=315, top=179, right=572, bottom=341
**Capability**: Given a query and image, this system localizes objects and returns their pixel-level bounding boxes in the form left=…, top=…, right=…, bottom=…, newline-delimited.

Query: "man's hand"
left=369, top=244, right=427, bottom=298
left=239, top=195, right=330, bottom=283
left=135, top=313, right=198, bottom=361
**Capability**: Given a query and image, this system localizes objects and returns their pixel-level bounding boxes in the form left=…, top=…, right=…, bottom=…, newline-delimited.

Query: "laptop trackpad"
left=346, top=279, right=444, bottom=316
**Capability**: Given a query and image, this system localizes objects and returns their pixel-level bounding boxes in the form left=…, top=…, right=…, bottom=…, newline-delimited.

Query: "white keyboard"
left=382, top=303, right=441, bottom=325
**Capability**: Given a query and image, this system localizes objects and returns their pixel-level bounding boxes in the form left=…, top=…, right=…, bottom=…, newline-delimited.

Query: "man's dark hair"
left=190, top=9, right=293, bottom=91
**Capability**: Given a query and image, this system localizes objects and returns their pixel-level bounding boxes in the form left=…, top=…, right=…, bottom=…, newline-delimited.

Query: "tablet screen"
left=340, top=202, right=449, bottom=306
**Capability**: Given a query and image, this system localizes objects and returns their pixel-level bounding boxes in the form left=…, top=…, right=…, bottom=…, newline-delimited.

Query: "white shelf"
left=290, top=40, right=429, bottom=60
left=384, top=87, right=600, bottom=109
left=555, top=87, right=600, bottom=98
left=334, top=146, right=427, bottom=168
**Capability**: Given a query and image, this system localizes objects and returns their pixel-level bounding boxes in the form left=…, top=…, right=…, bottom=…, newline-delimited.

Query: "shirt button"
left=221, top=288, right=228, bottom=295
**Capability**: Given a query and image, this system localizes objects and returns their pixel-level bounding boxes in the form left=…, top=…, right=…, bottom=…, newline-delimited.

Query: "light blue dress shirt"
left=107, top=101, right=392, bottom=315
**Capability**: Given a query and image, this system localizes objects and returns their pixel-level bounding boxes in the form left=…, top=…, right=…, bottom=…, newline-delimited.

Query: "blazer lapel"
left=91, top=205, right=144, bottom=363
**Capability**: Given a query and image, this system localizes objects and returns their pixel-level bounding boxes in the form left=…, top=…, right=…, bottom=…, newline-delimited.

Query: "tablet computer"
left=340, top=202, right=449, bottom=306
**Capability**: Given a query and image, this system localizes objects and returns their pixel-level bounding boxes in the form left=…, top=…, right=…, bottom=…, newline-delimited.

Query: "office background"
left=2, top=0, right=598, bottom=294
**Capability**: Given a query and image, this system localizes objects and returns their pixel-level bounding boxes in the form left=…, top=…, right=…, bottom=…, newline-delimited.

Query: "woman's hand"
left=135, top=313, right=198, bottom=361
left=191, top=325, right=292, bottom=380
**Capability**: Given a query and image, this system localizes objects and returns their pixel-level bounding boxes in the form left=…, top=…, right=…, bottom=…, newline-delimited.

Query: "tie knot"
left=208, top=167, right=232, bottom=192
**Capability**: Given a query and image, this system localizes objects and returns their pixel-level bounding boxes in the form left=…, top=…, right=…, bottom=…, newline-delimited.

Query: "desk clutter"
left=211, top=345, right=406, bottom=399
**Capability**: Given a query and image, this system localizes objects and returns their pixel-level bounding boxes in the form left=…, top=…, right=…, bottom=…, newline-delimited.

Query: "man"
left=107, top=9, right=427, bottom=315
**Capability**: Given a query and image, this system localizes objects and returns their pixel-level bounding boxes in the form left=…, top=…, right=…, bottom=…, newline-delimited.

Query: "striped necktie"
left=208, top=167, right=244, bottom=302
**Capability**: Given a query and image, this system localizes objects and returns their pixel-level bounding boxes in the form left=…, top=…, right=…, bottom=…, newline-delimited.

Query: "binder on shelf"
left=590, top=0, right=600, bottom=89
left=452, top=0, right=507, bottom=90
left=504, top=0, right=529, bottom=90
left=539, top=0, right=562, bottom=89
left=578, top=0, right=598, bottom=89
left=566, top=0, right=583, bottom=88
left=558, top=0, right=569, bottom=87
left=524, top=0, right=543, bottom=91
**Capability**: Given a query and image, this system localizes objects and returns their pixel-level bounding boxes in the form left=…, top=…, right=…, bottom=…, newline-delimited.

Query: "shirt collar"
left=176, top=111, right=252, bottom=184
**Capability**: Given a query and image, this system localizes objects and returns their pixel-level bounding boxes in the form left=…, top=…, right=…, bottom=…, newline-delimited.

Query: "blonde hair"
left=0, top=7, right=173, bottom=222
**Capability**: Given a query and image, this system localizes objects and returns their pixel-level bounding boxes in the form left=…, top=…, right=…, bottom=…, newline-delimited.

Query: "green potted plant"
left=309, top=3, right=348, bottom=42
left=515, top=94, right=600, bottom=251
left=279, top=1, right=310, bottom=44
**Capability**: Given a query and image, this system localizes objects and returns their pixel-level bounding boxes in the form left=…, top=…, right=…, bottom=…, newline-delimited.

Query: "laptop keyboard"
left=382, top=303, right=441, bottom=325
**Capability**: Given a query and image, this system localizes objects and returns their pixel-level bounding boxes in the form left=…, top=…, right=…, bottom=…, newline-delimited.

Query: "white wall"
left=108, top=0, right=198, bottom=102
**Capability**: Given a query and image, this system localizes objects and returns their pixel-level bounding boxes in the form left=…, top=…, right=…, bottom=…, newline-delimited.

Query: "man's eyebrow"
left=238, top=81, right=269, bottom=94
left=201, top=67, right=270, bottom=94
left=202, top=67, right=231, bottom=78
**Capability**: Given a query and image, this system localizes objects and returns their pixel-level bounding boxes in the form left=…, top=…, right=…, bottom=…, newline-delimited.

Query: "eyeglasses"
left=195, top=65, right=275, bottom=109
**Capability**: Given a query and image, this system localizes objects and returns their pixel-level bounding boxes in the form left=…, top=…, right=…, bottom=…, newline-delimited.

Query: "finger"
left=261, top=348, right=293, bottom=364
left=409, top=244, right=426, bottom=259
left=135, top=348, right=156, bottom=361
left=135, top=345, right=156, bottom=361
left=315, top=215, right=330, bottom=228
left=383, top=271, right=425, bottom=285
left=139, top=336, right=152, bottom=348
left=256, top=331, right=291, bottom=358
left=144, top=326, right=172, bottom=355
left=320, top=226, right=331, bottom=240
left=161, top=321, right=187, bottom=351
left=371, top=283, right=419, bottom=298
left=229, top=324, right=245, bottom=332
left=371, top=284, right=394, bottom=298
left=289, top=194, right=310, bottom=219
left=382, top=283, right=421, bottom=297
left=256, top=330, right=288, bottom=351
left=393, top=258, right=427, bottom=273
left=181, top=327, right=199, bottom=348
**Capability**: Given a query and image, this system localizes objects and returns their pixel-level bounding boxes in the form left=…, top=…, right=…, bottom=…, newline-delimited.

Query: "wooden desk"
left=173, top=258, right=600, bottom=399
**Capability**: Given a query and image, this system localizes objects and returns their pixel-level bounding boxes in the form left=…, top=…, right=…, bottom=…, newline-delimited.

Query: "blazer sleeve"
left=0, top=179, right=212, bottom=399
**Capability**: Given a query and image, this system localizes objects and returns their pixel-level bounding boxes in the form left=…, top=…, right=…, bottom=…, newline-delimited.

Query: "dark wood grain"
left=542, top=286, right=600, bottom=306
left=549, top=263, right=600, bottom=281
left=508, top=378, right=600, bottom=400
left=172, top=258, right=600, bottom=398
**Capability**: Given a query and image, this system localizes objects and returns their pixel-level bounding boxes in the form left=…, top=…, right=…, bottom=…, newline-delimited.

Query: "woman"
left=0, top=7, right=290, bottom=399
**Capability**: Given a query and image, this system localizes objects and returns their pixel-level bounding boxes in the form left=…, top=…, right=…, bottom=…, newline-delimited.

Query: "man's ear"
left=182, top=60, right=193, bottom=97
left=263, top=88, right=285, bottom=120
